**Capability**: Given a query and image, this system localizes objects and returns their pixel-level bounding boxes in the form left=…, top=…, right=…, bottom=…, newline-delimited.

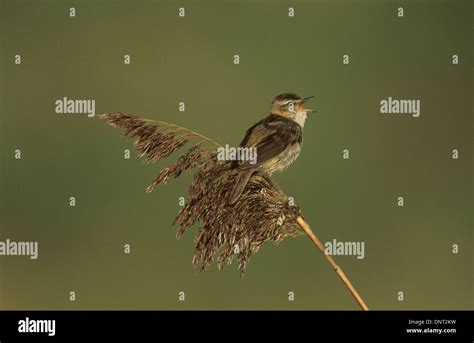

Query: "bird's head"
left=270, top=93, right=314, bottom=126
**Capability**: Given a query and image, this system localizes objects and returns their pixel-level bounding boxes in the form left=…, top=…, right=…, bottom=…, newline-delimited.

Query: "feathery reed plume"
left=175, top=161, right=303, bottom=275
left=100, top=112, right=369, bottom=310
left=100, top=112, right=220, bottom=164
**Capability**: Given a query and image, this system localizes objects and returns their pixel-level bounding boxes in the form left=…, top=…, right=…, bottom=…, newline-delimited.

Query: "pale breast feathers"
left=234, top=114, right=302, bottom=173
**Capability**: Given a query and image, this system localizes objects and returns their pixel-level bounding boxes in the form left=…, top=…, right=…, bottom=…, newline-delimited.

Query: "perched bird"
left=229, top=93, right=314, bottom=204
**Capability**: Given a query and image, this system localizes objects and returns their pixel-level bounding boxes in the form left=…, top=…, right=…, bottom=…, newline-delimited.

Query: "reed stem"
left=296, top=216, right=369, bottom=311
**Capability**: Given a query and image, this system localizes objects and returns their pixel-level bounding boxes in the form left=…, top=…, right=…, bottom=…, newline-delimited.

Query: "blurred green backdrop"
left=0, top=0, right=472, bottom=310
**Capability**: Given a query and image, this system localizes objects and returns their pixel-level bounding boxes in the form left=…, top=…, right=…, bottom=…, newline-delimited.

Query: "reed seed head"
left=101, top=112, right=303, bottom=276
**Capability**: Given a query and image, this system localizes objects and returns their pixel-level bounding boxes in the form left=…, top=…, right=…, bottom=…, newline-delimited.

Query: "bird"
left=228, top=93, right=314, bottom=204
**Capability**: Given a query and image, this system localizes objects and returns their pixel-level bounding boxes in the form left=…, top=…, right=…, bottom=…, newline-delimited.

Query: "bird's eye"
left=287, top=102, right=295, bottom=111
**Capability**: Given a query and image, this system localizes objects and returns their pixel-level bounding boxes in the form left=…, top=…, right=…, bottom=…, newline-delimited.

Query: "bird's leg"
left=262, top=172, right=284, bottom=194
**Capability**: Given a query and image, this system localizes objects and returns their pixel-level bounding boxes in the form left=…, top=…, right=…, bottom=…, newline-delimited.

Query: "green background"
left=0, top=0, right=472, bottom=310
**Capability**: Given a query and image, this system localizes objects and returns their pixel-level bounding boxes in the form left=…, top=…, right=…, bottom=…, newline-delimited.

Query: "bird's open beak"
left=300, top=96, right=315, bottom=113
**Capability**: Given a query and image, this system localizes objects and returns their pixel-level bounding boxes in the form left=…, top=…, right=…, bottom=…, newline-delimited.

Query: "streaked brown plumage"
left=229, top=93, right=314, bottom=204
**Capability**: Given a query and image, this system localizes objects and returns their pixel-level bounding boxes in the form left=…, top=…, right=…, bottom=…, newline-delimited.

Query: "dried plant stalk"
left=296, top=217, right=369, bottom=310
left=100, top=112, right=369, bottom=310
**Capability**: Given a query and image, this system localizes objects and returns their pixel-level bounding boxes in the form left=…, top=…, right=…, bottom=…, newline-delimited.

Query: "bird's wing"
left=237, top=115, right=301, bottom=170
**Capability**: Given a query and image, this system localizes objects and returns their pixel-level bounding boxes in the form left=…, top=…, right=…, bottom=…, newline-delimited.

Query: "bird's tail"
left=228, top=169, right=254, bottom=205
